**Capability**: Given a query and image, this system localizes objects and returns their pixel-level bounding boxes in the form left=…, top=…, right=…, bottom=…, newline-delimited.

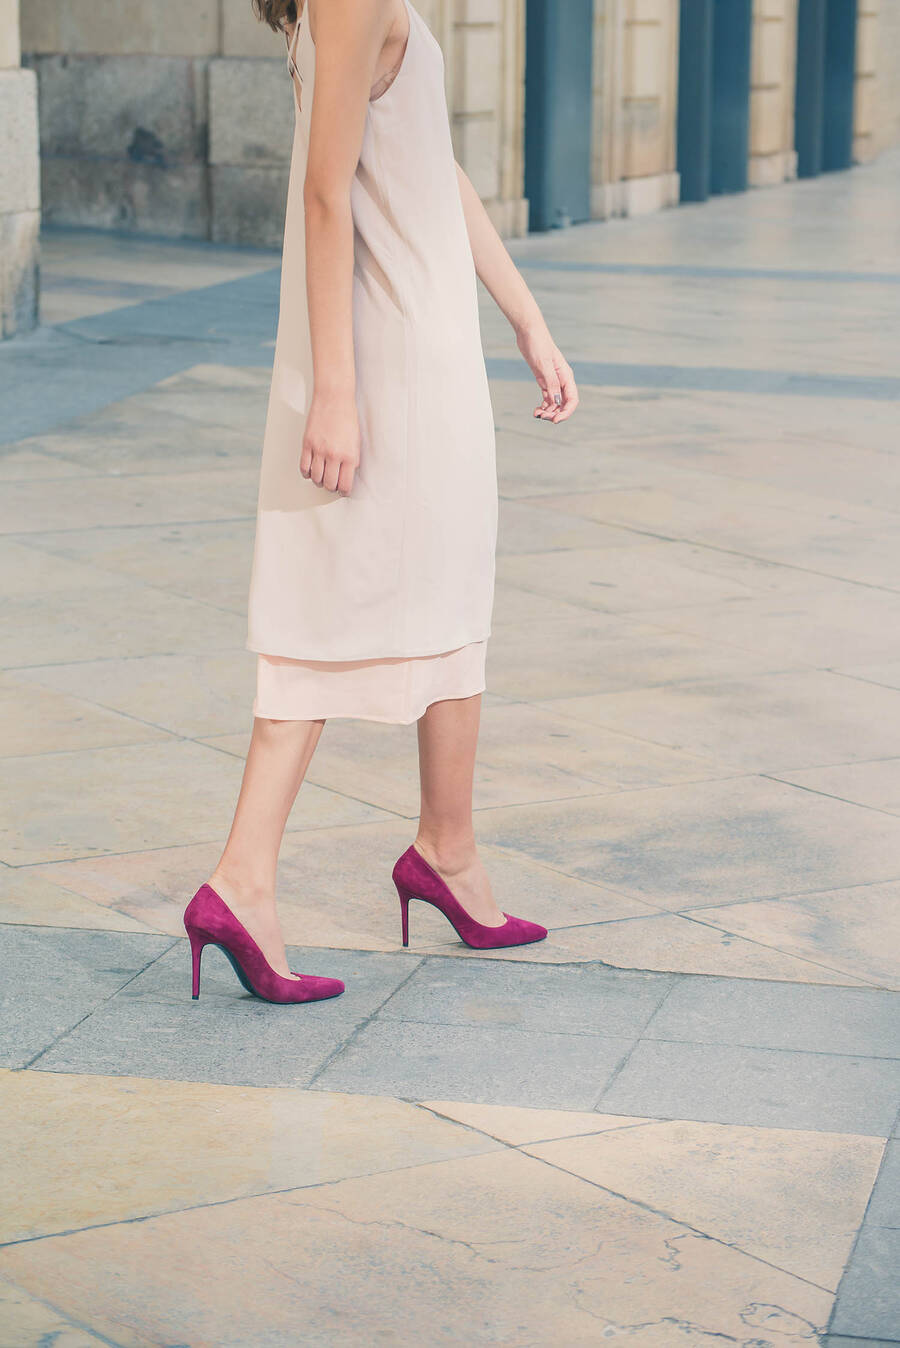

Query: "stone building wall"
left=417, top=0, right=528, bottom=235
left=748, top=0, right=797, bottom=188
left=0, top=0, right=40, bottom=337
left=591, top=0, right=680, bottom=219
left=9, top=0, right=900, bottom=266
left=21, top=0, right=288, bottom=243
left=863, top=0, right=900, bottom=157
left=19, top=0, right=526, bottom=246
left=856, top=0, right=879, bottom=161
left=876, top=0, right=900, bottom=151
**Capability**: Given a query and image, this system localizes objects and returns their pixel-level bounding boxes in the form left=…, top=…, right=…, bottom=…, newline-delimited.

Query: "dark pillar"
left=795, top=0, right=827, bottom=178
left=822, top=0, right=858, bottom=171
left=709, top=0, right=754, bottom=196
left=524, top=0, right=594, bottom=230
left=677, top=0, right=714, bottom=202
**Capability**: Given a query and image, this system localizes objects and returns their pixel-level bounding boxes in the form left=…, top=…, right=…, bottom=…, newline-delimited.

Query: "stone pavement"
left=2, top=155, right=900, bottom=1345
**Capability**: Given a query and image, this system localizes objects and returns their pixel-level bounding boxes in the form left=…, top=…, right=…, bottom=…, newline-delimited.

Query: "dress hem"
left=245, top=628, right=492, bottom=664
left=252, top=680, right=487, bottom=726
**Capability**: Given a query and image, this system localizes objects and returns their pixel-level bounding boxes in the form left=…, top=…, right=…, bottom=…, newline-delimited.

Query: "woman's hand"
left=516, top=320, right=579, bottom=423
left=300, top=390, right=361, bottom=495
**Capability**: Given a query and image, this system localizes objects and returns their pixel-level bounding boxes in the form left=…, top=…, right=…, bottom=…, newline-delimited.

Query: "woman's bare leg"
left=414, top=693, right=505, bottom=926
left=206, top=716, right=325, bottom=978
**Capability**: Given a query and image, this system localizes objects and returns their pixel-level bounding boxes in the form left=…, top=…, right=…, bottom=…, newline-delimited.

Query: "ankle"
left=208, top=864, right=275, bottom=910
left=413, top=834, right=478, bottom=879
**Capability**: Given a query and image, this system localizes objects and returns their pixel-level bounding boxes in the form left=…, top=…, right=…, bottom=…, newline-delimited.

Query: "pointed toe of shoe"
left=504, top=915, right=548, bottom=947
left=294, top=974, right=345, bottom=1002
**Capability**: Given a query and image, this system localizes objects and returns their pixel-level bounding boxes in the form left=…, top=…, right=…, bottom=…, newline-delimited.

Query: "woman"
left=184, top=0, right=579, bottom=1003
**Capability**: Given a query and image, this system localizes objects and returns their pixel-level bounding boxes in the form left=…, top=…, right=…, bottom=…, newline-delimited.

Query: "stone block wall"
left=855, top=0, right=900, bottom=161
left=419, top=0, right=527, bottom=235
left=21, top=0, right=292, bottom=243
left=620, top=0, right=679, bottom=207
left=1, top=0, right=40, bottom=337
left=20, top=0, right=526, bottom=245
left=591, top=0, right=680, bottom=219
left=749, top=0, right=798, bottom=187
left=31, top=53, right=211, bottom=236
left=874, top=0, right=900, bottom=151
left=208, top=57, right=293, bottom=245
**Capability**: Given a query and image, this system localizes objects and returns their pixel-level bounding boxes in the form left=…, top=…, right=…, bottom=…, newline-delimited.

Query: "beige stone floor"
left=3, top=159, right=900, bottom=1344
left=0, top=1068, right=877, bottom=1346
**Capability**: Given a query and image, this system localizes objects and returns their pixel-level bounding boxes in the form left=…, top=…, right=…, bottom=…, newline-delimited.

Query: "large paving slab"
left=524, top=1120, right=884, bottom=1290
left=373, top=956, right=673, bottom=1036
left=690, top=882, right=900, bottom=990
left=15, top=648, right=259, bottom=740
left=597, top=1039, right=900, bottom=1136
left=544, top=670, right=900, bottom=774
left=0, top=925, right=175, bottom=1068
left=829, top=1227, right=900, bottom=1342
left=28, top=942, right=419, bottom=1088
left=642, top=977, right=900, bottom=1057
left=0, top=740, right=388, bottom=866
left=474, top=774, right=900, bottom=914
left=18, top=518, right=256, bottom=612
left=0, top=1069, right=501, bottom=1243
left=0, top=1148, right=833, bottom=1346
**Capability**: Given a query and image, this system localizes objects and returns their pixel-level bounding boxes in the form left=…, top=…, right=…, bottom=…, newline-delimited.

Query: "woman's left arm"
left=455, top=160, right=578, bottom=423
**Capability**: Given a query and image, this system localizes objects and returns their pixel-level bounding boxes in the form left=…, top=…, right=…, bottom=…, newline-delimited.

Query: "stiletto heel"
left=189, top=929, right=206, bottom=999
left=391, top=845, right=548, bottom=950
left=183, top=884, right=344, bottom=1005
left=398, top=889, right=411, bottom=947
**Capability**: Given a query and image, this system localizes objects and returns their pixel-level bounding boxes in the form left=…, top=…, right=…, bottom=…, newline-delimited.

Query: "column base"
left=749, top=150, right=798, bottom=187
left=591, top=171, right=681, bottom=220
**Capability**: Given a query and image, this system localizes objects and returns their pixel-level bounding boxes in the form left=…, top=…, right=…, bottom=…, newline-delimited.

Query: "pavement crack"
left=282, top=1201, right=611, bottom=1273
left=739, top=1301, right=821, bottom=1339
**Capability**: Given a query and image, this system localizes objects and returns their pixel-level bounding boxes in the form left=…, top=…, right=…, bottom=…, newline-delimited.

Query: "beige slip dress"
left=246, top=0, right=498, bottom=724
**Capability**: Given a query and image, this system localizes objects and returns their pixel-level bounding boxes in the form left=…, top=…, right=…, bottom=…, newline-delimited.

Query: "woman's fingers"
left=534, top=363, right=563, bottom=419
left=336, top=460, right=356, bottom=496
left=299, top=440, right=356, bottom=495
left=308, top=451, right=326, bottom=486
left=533, top=388, right=552, bottom=418
left=534, top=357, right=578, bottom=423
left=322, top=456, right=341, bottom=493
left=552, top=364, right=579, bottom=422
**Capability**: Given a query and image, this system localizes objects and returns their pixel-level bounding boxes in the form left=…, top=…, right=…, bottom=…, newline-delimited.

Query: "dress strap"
left=284, top=6, right=303, bottom=77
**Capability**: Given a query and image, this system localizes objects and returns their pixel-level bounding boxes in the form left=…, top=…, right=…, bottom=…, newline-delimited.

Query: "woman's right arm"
left=301, top=0, right=393, bottom=495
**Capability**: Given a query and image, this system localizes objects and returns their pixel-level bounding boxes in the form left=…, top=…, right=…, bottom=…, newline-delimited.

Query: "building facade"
left=3, top=0, right=900, bottom=336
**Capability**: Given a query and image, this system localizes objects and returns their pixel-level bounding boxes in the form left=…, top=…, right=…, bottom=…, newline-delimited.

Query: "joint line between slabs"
left=0, top=1144, right=500, bottom=1254
left=17, top=937, right=180, bottom=1071
left=825, top=1128, right=897, bottom=1338
left=668, top=909, right=892, bottom=990
left=304, top=956, right=428, bottom=1090
left=761, top=771, right=900, bottom=824
left=502, top=517, right=900, bottom=599
left=518, top=1147, right=838, bottom=1299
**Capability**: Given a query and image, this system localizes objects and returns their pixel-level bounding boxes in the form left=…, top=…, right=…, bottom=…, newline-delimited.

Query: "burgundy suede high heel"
left=183, top=884, right=344, bottom=1004
left=392, top=845, right=548, bottom=950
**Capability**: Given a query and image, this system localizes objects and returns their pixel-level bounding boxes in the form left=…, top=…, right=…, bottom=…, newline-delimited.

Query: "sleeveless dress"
left=246, top=0, right=498, bottom=723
